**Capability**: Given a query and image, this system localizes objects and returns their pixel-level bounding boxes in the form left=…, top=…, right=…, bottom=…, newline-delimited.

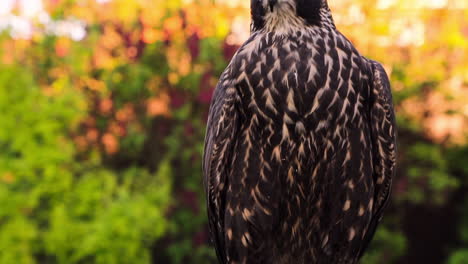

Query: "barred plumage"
left=203, top=0, right=396, bottom=263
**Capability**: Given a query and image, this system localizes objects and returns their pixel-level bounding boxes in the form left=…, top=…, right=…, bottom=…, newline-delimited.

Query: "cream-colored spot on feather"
left=295, top=121, right=305, bottom=134
left=358, top=205, right=365, bottom=216
left=287, top=90, right=298, bottom=113
left=263, top=89, right=277, bottom=114
left=287, top=167, right=294, bottom=185
left=349, top=227, right=356, bottom=241
left=377, top=176, right=384, bottom=184
left=343, top=199, right=351, bottom=211
left=244, top=232, right=252, bottom=244
left=241, top=235, right=248, bottom=247
left=298, top=142, right=305, bottom=157
left=369, top=198, right=374, bottom=211
left=283, top=113, right=293, bottom=124
left=312, top=165, right=319, bottom=179
left=282, top=123, right=290, bottom=142
left=272, top=145, right=281, bottom=162
left=242, top=208, right=253, bottom=221
left=347, top=180, right=355, bottom=189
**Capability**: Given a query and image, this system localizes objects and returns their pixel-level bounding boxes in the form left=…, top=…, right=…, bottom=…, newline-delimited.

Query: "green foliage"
left=448, top=250, right=468, bottom=264
left=0, top=64, right=171, bottom=263
left=402, top=143, right=459, bottom=205
left=361, top=226, right=407, bottom=264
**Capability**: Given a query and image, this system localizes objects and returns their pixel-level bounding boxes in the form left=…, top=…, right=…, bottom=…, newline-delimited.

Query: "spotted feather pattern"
left=203, top=1, right=396, bottom=263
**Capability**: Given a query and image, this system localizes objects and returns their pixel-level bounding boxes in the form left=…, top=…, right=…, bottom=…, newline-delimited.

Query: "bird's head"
left=250, top=0, right=331, bottom=32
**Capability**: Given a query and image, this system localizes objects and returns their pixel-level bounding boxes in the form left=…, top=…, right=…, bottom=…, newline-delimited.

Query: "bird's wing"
left=358, top=60, right=397, bottom=258
left=203, top=72, right=240, bottom=264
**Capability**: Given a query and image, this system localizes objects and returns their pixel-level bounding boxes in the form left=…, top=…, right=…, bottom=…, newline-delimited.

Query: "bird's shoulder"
left=229, top=29, right=369, bottom=73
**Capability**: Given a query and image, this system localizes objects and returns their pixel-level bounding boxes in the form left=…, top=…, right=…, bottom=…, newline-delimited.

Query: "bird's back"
left=223, top=29, right=375, bottom=263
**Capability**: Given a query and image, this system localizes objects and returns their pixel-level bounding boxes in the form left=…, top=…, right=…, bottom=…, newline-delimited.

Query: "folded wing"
left=358, top=60, right=397, bottom=258
left=203, top=73, right=240, bottom=264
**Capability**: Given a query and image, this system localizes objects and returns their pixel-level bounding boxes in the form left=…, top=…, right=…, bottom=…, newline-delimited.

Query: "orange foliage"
left=102, top=133, right=119, bottom=154
left=147, top=94, right=171, bottom=117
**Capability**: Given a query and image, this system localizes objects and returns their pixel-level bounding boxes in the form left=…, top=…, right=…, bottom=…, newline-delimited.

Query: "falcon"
left=203, top=0, right=396, bottom=263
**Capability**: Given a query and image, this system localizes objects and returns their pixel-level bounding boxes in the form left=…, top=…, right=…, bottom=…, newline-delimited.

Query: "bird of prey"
left=203, top=0, right=396, bottom=263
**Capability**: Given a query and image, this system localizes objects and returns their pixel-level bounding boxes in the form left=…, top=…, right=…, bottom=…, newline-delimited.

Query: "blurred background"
left=0, top=0, right=467, bottom=263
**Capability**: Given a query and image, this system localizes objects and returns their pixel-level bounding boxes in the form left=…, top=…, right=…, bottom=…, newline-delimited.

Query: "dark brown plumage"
left=203, top=0, right=396, bottom=263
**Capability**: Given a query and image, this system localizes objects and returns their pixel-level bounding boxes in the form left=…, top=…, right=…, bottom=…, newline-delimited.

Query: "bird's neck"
left=263, top=5, right=306, bottom=34
left=253, top=2, right=335, bottom=35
